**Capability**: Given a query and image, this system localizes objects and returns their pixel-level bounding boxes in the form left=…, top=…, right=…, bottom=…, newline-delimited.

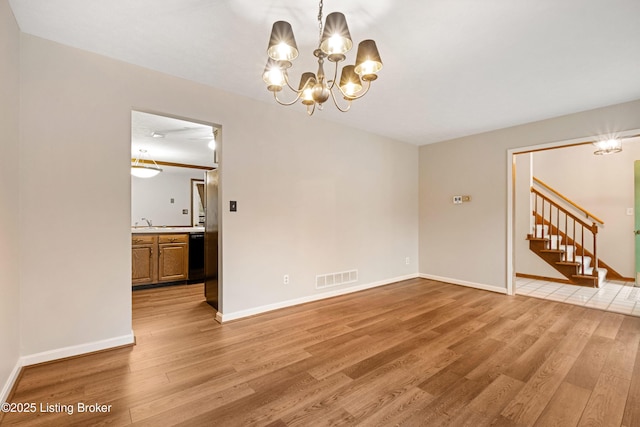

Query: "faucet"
left=141, top=218, right=152, bottom=227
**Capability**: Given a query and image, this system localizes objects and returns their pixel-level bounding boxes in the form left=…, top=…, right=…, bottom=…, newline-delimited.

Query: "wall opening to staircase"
left=507, top=130, right=640, bottom=295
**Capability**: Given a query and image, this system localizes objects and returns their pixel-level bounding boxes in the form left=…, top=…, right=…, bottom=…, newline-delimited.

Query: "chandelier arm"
left=282, top=70, right=299, bottom=92
left=326, top=61, right=340, bottom=91
left=273, top=89, right=303, bottom=106
left=328, top=87, right=352, bottom=113
left=336, top=79, right=372, bottom=101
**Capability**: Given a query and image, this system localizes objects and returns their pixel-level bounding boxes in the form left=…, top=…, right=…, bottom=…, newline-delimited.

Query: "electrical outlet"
left=405, top=257, right=410, bottom=265
left=283, top=274, right=289, bottom=285
left=453, top=195, right=463, bottom=204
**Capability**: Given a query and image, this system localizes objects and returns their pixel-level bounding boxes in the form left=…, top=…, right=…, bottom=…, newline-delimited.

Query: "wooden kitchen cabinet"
left=132, top=233, right=189, bottom=287
left=132, top=235, right=156, bottom=285
left=158, top=234, right=189, bottom=282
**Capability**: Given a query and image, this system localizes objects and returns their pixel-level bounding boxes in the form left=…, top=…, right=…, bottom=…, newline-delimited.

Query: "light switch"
left=230, top=201, right=237, bottom=212
left=627, top=208, right=634, bottom=216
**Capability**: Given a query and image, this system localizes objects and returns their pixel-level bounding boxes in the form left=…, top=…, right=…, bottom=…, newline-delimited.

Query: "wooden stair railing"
left=532, top=177, right=605, bottom=224
left=529, top=183, right=601, bottom=287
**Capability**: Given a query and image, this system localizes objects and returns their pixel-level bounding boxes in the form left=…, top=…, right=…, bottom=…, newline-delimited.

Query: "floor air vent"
left=316, top=270, right=358, bottom=289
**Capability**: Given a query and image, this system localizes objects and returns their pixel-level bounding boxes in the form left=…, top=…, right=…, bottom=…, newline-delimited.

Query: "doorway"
left=130, top=110, right=222, bottom=311
left=507, top=131, right=640, bottom=296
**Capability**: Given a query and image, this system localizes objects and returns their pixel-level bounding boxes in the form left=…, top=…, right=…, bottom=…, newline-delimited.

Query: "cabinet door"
left=132, top=245, right=155, bottom=284
left=158, top=243, right=189, bottom=282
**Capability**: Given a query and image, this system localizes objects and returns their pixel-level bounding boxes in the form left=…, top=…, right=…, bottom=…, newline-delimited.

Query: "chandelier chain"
left=317, top=0, right=323, bottom=46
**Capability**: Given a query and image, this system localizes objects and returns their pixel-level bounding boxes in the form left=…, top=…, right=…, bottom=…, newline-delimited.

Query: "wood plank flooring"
left=2, top=278, right=640, bottom=426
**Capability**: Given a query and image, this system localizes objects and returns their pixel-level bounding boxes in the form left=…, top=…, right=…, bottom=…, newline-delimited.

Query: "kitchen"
left=130, top=110, right=220, bottom=309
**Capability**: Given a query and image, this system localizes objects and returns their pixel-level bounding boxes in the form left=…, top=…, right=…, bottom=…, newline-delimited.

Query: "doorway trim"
left=506, top=128, right=640, bottom=296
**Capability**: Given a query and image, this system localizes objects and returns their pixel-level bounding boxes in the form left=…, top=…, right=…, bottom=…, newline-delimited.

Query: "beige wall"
left=222, top=106, right=419, bottom=315
left=0, top=0, right=21, bottom=401
left=17, top=33, right=418, bottom=357
left=419, top=99, right=640, bottom=291
left=514, top=153, right=565, bottom=280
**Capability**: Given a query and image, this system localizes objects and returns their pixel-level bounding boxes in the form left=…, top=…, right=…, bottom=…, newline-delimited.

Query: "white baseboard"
left=418, top=273, right=508, bottom=294
left=218, top=273, right=419, bottom=323
left=0, top=360, right=22, bottom=404
left=19, top=332, right=135, bottom=367
left=1, top=332, right=134, bottom=404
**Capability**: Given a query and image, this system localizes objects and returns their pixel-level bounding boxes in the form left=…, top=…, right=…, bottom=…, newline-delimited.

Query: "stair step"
left=572, top=274, right=599, bottom=281
left=556, top=261, right=580, bottom=267
left=541, top=246, right=575, bottom=255
left=547, top=235, right=563, bottom=249
left=584, top=266, right=607, bottom=277
left=533, top=224, right=549, bottom=238
left=541, top=249, right=564, bottom=254
left=571, top=255, right=592, bottom=270
left=573, top=268, right=607, bottom=287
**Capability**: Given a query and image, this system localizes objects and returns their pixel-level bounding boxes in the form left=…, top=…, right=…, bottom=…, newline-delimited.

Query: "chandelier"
left=593, top=138, right=622, bottom=155
left=262, top=0, right=383, bottom=116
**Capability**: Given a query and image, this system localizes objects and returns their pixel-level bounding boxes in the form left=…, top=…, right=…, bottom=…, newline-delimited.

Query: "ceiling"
left=131, top=111, right=217, bottom=167
left=9, top=0, right=640, bottom=145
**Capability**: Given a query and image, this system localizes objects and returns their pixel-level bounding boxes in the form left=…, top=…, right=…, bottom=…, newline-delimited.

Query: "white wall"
left=0, top=0, right=21, bottom=402
left=419, top=99, right=640, bottom=291
left=17, top=33, right=419, bottom=358
left=531, top=138, right=640, bottom=277
left=131, top=166, right=206, bottom=227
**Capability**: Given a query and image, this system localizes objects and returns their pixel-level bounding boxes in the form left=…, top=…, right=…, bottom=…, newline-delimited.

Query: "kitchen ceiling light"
left=208, top=129, right=217, bottom=151
left=263, top=0, right=383, bottom=116
left=593, top=139, right=622, bottom=155
left=131, top=149, right=163, bottom=178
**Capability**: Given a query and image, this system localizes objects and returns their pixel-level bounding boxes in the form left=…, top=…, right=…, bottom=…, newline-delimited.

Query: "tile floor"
left=515, top=277, right=640, bottom=317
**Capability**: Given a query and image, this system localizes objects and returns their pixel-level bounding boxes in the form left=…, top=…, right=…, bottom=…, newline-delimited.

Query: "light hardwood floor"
left=2, top=278, right=640, bottom=426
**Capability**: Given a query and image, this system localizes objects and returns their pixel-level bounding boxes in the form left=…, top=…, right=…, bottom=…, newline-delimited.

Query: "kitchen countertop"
left=132, top=226, right=205, bottom=234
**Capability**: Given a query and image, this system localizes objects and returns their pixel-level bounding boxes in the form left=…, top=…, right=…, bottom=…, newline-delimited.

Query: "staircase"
left=528, top=224, right=606, bottom=287
left=526, top=178, right=607, bottom=288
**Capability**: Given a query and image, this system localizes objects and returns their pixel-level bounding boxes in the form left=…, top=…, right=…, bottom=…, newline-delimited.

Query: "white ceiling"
left=9, top=0, right=640, bottom=145
left=131, top=111, right=217, bottom=167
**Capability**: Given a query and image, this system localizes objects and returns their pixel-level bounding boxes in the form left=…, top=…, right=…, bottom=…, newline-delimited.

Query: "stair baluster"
left=530, top=187, right=601, bottom=287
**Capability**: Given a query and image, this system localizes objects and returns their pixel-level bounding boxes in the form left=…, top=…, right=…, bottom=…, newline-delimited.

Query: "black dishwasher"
left=188, top=232, right=205, bottom=283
